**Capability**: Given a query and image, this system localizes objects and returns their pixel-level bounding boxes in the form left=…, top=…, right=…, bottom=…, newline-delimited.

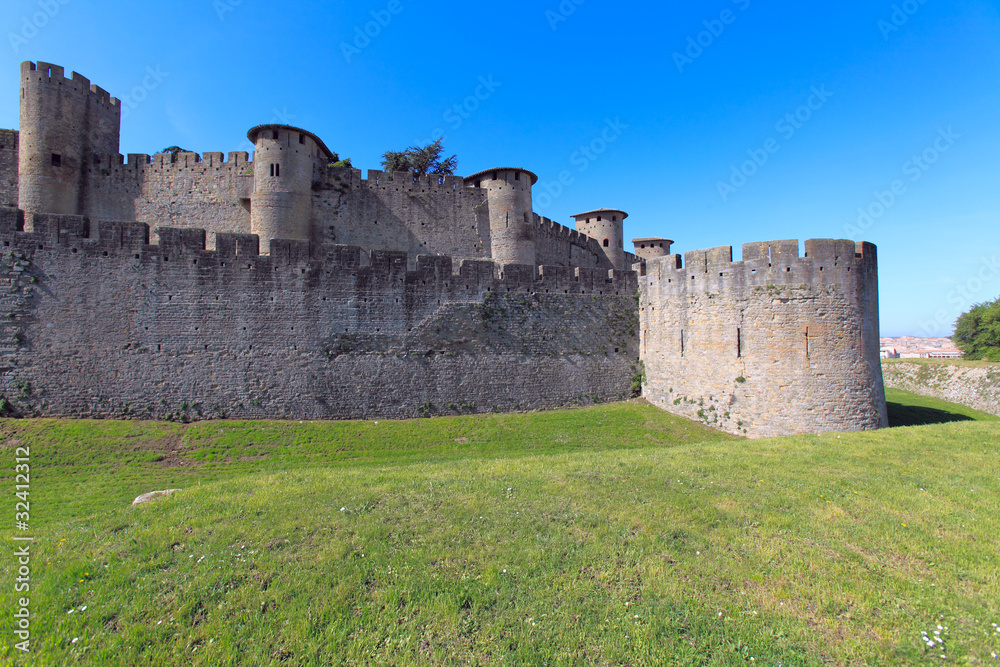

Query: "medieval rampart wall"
left=310, top=167, right=491, bottom=265
left=80, top=150, right=254, bottom=247
left=0, top=206, right=639, bottom=421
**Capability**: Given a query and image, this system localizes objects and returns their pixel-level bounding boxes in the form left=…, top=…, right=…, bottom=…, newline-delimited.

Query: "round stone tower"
left=573, top=209, right=628, bottom=270
left=464, top=168, right=537, bottom=267
left=18, top=61, right=121, bottom=215
left=247, top=124, right=334, bottom=254
left=632, top=237, right=674, bottom=262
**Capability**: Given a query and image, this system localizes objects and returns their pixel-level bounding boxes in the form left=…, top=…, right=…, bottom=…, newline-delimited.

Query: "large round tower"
left=18, top=61, right=121, bottom=215
left=464, top=168, right=537, bottom=267
left=573, top=208, right=628, bottom=270
left=248, top=124, right=334, bottom=254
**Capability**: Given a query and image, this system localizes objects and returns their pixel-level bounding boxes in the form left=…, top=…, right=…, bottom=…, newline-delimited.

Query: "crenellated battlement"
left=120, top=150, right=253, bottom=170
left=21, top=61, right=121, bottom=109
left=0, top=206, right=636, bottom=296
left=641, top=238, right=877, bottom=293
left=350, top=168, right=467, bottom=190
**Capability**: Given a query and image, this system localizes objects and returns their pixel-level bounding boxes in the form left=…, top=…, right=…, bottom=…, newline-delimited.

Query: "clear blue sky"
left=1, top=0, right=998, bottom=336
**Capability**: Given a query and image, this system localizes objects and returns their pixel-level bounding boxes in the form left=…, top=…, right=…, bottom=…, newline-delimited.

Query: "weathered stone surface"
left=882, top=361, right=1000, bottom=416
left=0, top=211, right=639, bottom=420
left=0, top=129, right=17, bottom=208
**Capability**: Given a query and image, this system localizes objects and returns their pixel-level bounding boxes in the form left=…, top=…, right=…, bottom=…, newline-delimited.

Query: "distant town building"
left=881, top=336, right=964, bottom=360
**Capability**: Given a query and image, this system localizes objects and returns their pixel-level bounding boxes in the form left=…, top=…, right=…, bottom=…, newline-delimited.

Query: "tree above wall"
left=381, top=139, right=457, bottom=177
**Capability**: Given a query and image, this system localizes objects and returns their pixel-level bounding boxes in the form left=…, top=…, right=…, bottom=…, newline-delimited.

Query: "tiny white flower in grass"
left=718, top=612, right=723, bottom=617
left=157, top=621, right=162, bottom=625
left=71, top=637, right=79, bottom=644
left=634, top=614, right=639, bottom=619
left=67, top=609, right=74, bottom=614
left=80, top=606, right=87, bottom=611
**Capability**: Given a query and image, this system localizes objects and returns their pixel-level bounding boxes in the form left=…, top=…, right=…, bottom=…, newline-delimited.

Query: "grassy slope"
left=886, top=388, right=999, bottom=426
left=2, top=399, right=999, bottom=666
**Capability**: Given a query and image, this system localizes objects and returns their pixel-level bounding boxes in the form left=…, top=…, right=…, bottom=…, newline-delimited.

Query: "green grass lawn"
left=2, top=398, right=999, bottom=665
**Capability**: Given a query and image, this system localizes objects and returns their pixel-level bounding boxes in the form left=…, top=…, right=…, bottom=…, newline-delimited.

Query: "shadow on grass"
left=887, top=402, right=974, bottom=428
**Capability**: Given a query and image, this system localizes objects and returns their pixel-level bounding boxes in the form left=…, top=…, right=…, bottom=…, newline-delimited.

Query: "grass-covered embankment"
left=2, top=398, right=999, bottom=665
left=883, top=359, right=1000, bottom=417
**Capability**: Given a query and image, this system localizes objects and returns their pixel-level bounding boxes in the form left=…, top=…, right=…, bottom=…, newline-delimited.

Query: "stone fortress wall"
left=0, top=60, right=887, bottom=436
left=0, top=130, right=17, bottom=207
left=638, top=239, right=887, bottom=437
left=0, top=207, right=640, bottom=420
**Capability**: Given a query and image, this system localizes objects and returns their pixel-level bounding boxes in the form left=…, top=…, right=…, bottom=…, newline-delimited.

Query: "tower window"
left=299, top=134, right=305, bottom=144
left=51, top=153, right=61, bottom=167
left=272, top=130, right=279, bottom=140
left=514, top=172, right=520, bottom=180
left=603, top=239, right=609, bottom=248
left=275, top=164, right=280, bottom=177
left=270, top=164, right=274, bottom=177
left=597, top=216, right=603, bottom=221
left=612, top=216, right=617, bottom=221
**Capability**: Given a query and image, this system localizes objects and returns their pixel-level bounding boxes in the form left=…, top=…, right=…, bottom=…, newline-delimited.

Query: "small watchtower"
left=464, top=168, right=538, bottom=267
left=573, top=209, right=628, bottom=270
left=18, top=61, right=121, bottom=216
left=248, top=124, right=334, bottom=254
left=632, top=238, right=674, bottom=262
